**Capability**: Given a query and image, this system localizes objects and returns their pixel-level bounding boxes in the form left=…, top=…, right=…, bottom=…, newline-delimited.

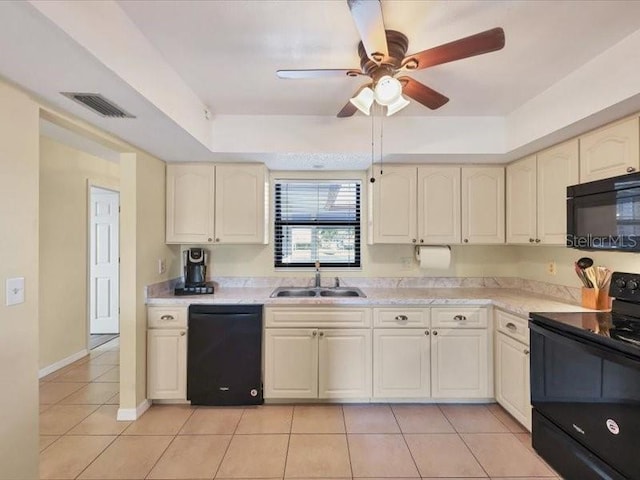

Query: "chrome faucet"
left=314, top=261, right=321, bottom=288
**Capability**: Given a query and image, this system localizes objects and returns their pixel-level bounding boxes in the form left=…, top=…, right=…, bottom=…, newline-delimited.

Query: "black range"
left=529, top=271, right=640, bottom=480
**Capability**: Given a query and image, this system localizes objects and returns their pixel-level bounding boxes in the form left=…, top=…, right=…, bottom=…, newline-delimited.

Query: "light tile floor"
left=39, top=338, right=561, bottom=479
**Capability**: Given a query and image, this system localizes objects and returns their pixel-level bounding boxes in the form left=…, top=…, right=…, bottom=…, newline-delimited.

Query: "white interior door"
left=90, top=187, right=119, bottom=334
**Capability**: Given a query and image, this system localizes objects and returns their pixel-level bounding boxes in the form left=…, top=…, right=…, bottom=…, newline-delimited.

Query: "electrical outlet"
left=401, top=257, right=413, bottom=270
left=547, top=261, right=557, bottom=276
left=158, top=258, right=166, bottom=275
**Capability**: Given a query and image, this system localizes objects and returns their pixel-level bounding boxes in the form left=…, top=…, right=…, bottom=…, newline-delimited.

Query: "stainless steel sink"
left=270, top=287, right=365, bottom=298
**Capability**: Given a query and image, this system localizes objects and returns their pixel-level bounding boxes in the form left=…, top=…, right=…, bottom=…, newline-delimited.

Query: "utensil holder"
left=582, top=287, right=612, bottom=310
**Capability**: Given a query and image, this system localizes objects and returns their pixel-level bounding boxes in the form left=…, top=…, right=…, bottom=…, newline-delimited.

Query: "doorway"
left=89, top=186, right=120, bottom=348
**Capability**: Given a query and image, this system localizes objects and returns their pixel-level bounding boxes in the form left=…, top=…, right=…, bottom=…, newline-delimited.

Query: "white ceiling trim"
left=29, top=0, right=213, bottom=149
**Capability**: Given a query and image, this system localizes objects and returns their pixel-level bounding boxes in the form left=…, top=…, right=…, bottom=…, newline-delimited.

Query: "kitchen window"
left=274, top=180, right=361, bottom=268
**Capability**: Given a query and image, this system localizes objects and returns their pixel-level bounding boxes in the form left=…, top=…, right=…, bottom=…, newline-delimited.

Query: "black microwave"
left=567, top=172, right=640, bottom=251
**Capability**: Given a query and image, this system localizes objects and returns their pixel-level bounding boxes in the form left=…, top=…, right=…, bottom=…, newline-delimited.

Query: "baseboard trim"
left=38, top=349, right=89, bottom=379
left=117, top=399, right=151, bottom=421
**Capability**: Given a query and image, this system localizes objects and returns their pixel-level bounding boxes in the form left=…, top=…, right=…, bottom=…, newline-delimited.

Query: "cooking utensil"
left=574, top=262, right=592, bottom=287
left=577, top=257, right=594, bottom=269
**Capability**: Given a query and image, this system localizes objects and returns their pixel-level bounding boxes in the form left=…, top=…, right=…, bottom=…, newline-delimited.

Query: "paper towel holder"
left=415, top=245, right=451, bottom=261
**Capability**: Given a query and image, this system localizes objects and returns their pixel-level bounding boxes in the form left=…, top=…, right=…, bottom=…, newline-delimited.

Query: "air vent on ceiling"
left=60, top=92, right=136, bottom=118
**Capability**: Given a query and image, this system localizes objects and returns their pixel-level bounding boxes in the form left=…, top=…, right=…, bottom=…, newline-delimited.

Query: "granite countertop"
left=147, top=286, right=590, bottom=317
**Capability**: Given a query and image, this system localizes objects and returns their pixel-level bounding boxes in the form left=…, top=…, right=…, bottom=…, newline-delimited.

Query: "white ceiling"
left=2, top=1, right=640, bottom=168
left=119, top=0, right=640, bottom=116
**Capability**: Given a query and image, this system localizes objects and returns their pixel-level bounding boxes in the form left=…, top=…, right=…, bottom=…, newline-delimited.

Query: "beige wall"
left=514, top=245, right=640, bottom=287
left=39, top=136, right=120, bottom=369
left=0, top=82, right=40, bottom=478
left=120, top=152, right=180, bottom=410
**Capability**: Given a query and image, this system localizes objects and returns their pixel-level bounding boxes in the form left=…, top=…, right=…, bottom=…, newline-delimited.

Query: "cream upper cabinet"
left=579, top=116, right=640, bottom=183
left=461, top=167, right=505, bottom=244
left=506, top=156, right=537, bottom=244
left=417, top=166, right=461, bottom=244
left=370, top=166, right=417, bottom=244
left=166, top=163, right=215, bottom=244
left=537, top=140, right=579, bottom=244
left=214, top=164, right=267, bottom=244
left=506, top=141, right=578, bottom=246
left=166, top=163, right=268, bottom=244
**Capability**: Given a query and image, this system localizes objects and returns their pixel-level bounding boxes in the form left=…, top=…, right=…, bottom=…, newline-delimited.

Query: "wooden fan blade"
left=403, top=27, right=505, bottom=70
left=398, top=77, right=449, bottom=110
left=337, top=84, right=371, bottom=117
left=277, top=69, right=363, bottom=79
left=347, top=0, right=388, bottom=62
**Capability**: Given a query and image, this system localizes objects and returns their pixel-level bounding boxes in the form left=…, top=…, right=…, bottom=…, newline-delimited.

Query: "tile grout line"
left=280, top=404, right=294, bottom=479
left=211, top=406, right=247, bottom=479
left=390, top=403, right=422, bottom=478
left=341, top=404, right=355, bottom=479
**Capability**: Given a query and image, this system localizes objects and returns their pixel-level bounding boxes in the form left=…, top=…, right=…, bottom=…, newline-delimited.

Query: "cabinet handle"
left=453, top=315, right=467, bottom=321
left=312, top=331, right=317, bottom=337
left=207, top=237, right=213, bottom=242
left=464, top=239, right=469, bottom=243
left=529, top=238, right=534, bottom=243
left=160, top=315, right=175, bottom=321
left=425, top=330, right=430, bottom=336
left=524, top=348, right=530, bottom=355
left=433, top=330, right=438, bottom=336
left=319, top=331, right=325, bottom=337
left=627, top=167, right=636, bottom=173
left=412, top=238, right=417, bottom=243
left=535, top=238, right=541, bottom=243
left=506, top=322, right=517, bottom=331
left=215, top=238, right=220, bottom=242
left=420, top=239, right=424, bottom=243
left=395, top=315, right=409, bottom=321
left=180, top=331, right=186, bottom=336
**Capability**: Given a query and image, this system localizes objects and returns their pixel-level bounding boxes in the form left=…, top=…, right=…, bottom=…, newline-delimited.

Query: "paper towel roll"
left=416, top=246, right=451, bottom=270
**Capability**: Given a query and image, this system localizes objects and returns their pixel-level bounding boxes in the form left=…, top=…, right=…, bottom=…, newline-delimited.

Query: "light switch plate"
left=6, top=277, right=25, bottom=306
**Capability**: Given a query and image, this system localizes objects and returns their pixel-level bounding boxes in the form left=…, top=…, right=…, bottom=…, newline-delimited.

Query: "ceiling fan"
left=276, top=0, right=505, bottom=117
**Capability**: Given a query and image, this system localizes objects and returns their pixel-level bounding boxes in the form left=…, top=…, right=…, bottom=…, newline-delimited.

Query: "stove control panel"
left=609, top=272, right=640, bottom=301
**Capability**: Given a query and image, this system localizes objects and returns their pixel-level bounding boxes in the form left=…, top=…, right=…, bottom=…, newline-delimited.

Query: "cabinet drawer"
left=265, top=307, right=371, bottom=328
left=147, top=306, right=188, bottom=328
left=431, top=307, right=488, bottom=328
left=495, top=309, right=529, bottom=345
left=373, top=308, right=430, bottom=327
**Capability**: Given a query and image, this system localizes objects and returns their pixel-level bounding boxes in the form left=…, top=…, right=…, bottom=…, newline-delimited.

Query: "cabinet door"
left=506, top=156, right=537, bottom=244
left=318, top=329, right=372, bottom=399
left=370, top=166, right=417, bottom=244
left=537, top=139, right=579, bottom=245
left=166, top=164, right=215, bottom=244
left=431, top=328, right=489, bottom=398
left=417, top=166, right=461, bottom=244
left=264, top=329, right=318, bottom=399
left=495, top=332, right=531, bottom=430
left=580, top=116, right=640, bottom=183
left=215, top=164, right=267, bottom=244
left=147, top=329, right=187, bottom=400
left=461, top=167, right=505, bottom=244
left=373, top=329, right=430, bottom=398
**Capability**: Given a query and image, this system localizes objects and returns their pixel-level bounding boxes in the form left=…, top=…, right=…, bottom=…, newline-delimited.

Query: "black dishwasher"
left=187, top=304, right=263, bottom=406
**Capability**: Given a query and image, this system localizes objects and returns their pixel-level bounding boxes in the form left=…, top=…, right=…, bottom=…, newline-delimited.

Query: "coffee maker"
left=175, top=248, right=214, bottom=295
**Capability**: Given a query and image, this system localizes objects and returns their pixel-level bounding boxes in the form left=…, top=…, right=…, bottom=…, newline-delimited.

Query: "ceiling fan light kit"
left=277, top=0, right=505, bottom=118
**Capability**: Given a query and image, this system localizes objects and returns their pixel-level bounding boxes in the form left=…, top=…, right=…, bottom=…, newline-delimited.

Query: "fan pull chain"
left=369, top=103, right=376, bottom=183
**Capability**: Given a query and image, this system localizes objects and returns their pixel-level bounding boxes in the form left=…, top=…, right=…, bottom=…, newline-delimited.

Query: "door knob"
left=627, top=167, right=636, bottom=173
left=180, top=331, right=186, bottom=336
left=433, top=331, right=438, bottom=336
left=425, top=330, right=430, bottom=336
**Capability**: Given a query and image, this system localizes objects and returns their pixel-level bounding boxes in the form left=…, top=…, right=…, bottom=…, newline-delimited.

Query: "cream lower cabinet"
left=147, top=306, right=188, bottom=400
left=264, top=328, right=371, bottom=399
left=264, top=307, right=372, bottom=400
left=431, top=328, right=489, bottom=398
left=494, top=309, right=531, bottom=430
left=373, top=329, right=431, bottom=398
left=147, top=329, right=187, bottom=400
left=263, top=328, right=319, bottom=399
